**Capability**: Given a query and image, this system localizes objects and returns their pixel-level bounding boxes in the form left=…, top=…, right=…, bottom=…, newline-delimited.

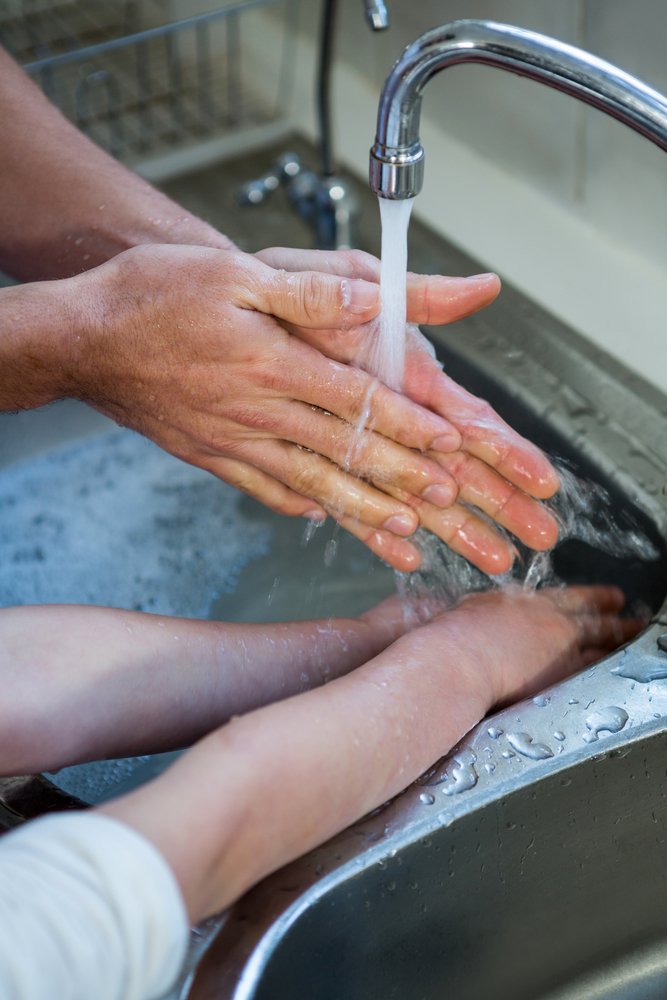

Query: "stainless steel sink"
left=190, top=625, right=667, bottom=1000
left=1, top=139, right=666, bottom=999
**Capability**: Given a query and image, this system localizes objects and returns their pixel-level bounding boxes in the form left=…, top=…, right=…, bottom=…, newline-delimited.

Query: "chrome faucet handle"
left=238, top=151, right=358, bottom=250
left=238, top=152, right=302, bottom=206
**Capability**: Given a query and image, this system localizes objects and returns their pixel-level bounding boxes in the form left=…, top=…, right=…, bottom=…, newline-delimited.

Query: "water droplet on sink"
left=612, top=659, right=667, bottom=683
left=487, top=726, right=503, bottom=739
left=501, top=750, right=515, bottom=759
left=484, top=763, right=496, bottom=774
left=506, top=732, right=554, bottom=760
left=553, top=731, right=566, bottom=742
left=505, top=348, right=525, bottom=363
left=419, top=792, right=435, bottom=806
left=568, top=698, right=579, bottom=705
left=532, top=695, right=550, bottom=707
left=583, top=706, right=629, bottom=742
left=443, top=750, right=478, bottom=796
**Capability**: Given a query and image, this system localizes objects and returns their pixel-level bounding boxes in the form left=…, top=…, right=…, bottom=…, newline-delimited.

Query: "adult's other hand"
left=257, top=247, right=561, bottom=574
left=61, top=243, right=473, bottom=571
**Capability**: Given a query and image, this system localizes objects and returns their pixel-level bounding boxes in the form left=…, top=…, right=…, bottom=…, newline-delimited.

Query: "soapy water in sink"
left=0, top=429, right=271, bottom=615
left=0, top=425, right=393, bottom=801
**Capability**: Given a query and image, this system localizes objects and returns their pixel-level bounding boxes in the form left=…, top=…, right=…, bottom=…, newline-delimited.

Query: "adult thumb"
left=248, top=267, right=380, bottom=328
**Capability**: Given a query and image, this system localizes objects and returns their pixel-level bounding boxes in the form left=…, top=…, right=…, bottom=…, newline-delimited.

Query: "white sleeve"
left=0, top=811, right=189, bottom=1000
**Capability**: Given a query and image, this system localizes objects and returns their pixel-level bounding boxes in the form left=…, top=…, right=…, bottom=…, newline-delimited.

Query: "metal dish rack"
left=0, top=0, right=300, bottom=175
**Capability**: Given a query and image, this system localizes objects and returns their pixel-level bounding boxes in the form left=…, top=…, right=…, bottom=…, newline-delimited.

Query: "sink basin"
left=190, top=641, right=667, bottom=1000
left=0, top=139, right=666, bottom=999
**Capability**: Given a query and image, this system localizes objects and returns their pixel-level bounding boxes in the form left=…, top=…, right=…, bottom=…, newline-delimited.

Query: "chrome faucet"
left=369, top=19, right=667, bottom=200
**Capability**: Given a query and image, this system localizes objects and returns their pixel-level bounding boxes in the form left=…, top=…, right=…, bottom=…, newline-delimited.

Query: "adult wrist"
left=0, top=276, right=95, bottom=411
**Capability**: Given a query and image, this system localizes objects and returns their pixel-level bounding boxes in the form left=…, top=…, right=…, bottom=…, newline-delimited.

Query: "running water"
left=336, top=198, right=414, bottom=525
left=364, top=198, right=414, bottom=389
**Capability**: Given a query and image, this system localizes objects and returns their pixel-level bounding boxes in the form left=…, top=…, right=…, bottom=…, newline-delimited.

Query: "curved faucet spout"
left=369, top=19, right=667, bottom=199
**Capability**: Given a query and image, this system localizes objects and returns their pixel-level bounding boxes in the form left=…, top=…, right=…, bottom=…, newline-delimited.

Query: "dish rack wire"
left=1, top=0, right=301, bottom=173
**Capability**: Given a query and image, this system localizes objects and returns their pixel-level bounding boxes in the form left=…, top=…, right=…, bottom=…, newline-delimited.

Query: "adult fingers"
left=436, top=450, right=560, bottom=550
left=224, top=437, right=421, bottom=539
left=256, top=246, right=380, bottom=281
left=416, top=501, right=517, bottom=575
left=200, top=455, right=327, bottom=521
left=257, top=399, right=458, bottom=508
left=238, top=257, right=380, bottom=330
left=255, top=247, right=500, bottom=327
left=271, top=342, right=461, bottom=455
left=203, top=454, right=422, bottom=573
left=335, top=514, right=422, bottom=572
left=408, top=371, right=560, bottom=501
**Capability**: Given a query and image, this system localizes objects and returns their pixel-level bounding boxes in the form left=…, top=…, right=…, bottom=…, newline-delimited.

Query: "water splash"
left=548, top=461, right=658, bottom=563
left=393, top=457, right=658, bottom=621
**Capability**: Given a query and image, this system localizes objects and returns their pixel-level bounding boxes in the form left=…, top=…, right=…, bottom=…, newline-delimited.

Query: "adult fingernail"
left=341, top=278, right=380, bottom=314
left=382, top=512, right=417, bottom=537
left=431, top=430, right=461, bottom=452
left=466, top=272, right=497, bottom=281
left=421, top=483, right=455, bottom=508
left=303, top=510, right=327, bottom=523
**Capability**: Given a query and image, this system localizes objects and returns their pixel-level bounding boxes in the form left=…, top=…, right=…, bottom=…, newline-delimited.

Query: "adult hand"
left=67, top=243, right=472, bottom=571
left=257, top=247, right=561, bottom=574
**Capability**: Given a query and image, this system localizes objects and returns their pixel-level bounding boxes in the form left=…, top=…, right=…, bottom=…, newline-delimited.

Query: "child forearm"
left=100, top=614, right=491, bottom=923
left=99, top=584, right=639, bottom=924
left=0, top=601, right=406, bottom=774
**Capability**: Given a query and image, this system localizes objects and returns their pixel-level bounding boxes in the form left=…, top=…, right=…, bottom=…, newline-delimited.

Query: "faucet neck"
left=370, top=19, right=667, bottom=198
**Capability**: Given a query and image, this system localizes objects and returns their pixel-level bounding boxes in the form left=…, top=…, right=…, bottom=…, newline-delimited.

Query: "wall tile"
left=361, top=0, right=585, bottom=205
left=291, top=0, right=666, bottom=283
left=580, top=0, right=667, bottom=266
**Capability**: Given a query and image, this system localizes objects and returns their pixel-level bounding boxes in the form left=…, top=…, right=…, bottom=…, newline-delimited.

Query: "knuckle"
left=297, top=272, right=329, bottom=323
left=291, top=461, right=324, bottom=498
left=224, top=404, right=279, bottom=433
left=342, top=248, right=379, bottom=279
left=253, top=361, right=288, bottom=392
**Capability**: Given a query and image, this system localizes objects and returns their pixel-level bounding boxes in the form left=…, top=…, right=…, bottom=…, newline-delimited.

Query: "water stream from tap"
left=365, top=198, right=413, bottom=390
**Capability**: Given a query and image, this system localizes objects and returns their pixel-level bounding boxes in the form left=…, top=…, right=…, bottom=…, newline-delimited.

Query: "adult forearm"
left=0, top=47, right=233, bottom=281
left=0, top=278, right=87, bottom=409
